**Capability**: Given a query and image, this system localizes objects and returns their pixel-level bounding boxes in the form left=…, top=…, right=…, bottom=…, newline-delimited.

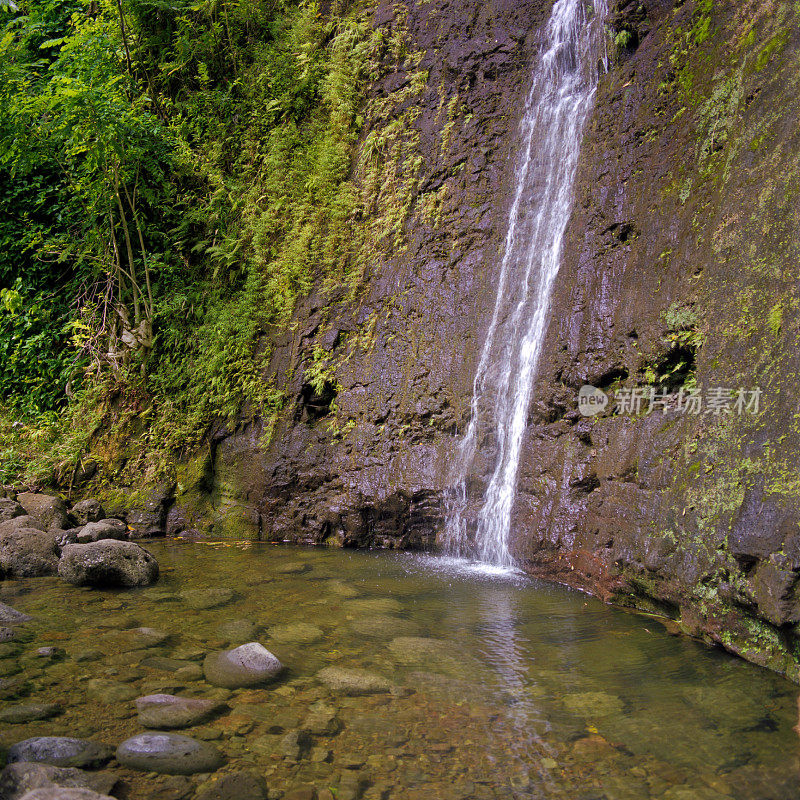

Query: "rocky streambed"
left=1, top=534, right=800, bottom=799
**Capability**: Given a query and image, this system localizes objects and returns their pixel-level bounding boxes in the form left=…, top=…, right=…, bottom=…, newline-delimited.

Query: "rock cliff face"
left=163, top=0, right=800, bottom=679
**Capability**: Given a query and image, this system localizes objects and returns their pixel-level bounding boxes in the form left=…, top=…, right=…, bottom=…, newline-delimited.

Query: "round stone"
left=58, top=541, right=158, bottom=588
left=203, top=643, right=283, bottom=689
left=116, top=733, right=225, bottom=775
left=7, top=737, right=113, bottom=768
left=135, top=694, right=227, bottom=729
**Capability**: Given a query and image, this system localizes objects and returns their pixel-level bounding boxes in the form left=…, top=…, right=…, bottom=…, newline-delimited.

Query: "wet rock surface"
left=58, top=541, right=158, bottom=587
left=116, top=732, right=225, bottom=774
left=194, top=770, right=267, bottom=800
left=70, top=500, right=105, bottom=526
left=316, top=667, right=393, bottom=696
left=0, top=761, right=117, bottom=800
left=75, top=520, right=128, bottom=544
left=203, top=643, right=283, bottom=688
left=0, top=602, right=32, bottom=625
left=7, top=737, right=113, bottom=769
left=16, top=494, right=68, bottom=532
left=0, top=529, right=60, bottom=578
left=17, top=788, right=115, bottom=800
left=135, top=694, right=227, bottom=729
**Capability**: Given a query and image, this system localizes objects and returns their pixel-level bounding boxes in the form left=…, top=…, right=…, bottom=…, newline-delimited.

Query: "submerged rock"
left=58, top=540, right=158, bottom=587
left=562, top=691, right=624, bottom=719
left=0, top=529, right=60, bottom=577
left=7, top=737, right=113, bottom=769
left=0, top=602, right=32, bottom=625
left=349, top=615, right=421, bottom=639
left=275, top=561, right=311, bottom=575
left=316, top=666, right=393, bottom=695
left=0, top=761, right=117, bottom=800
left=116, top=732, right=225, bottom=774
left=183, top=587, right=234, bottom=610
left=194, top=770, right=267, bottom=800
left=343, top=598, right=403, bottom=615
left=203, top=643, right=283, bottom=688
left=86, top=679, right=138, bottom=704
left=216, top=618, right=258, bottom=644
left=268, top=623, right=323, bottom=645
left=75, top=519, right=128, bottom=544
left=0, top=704, right=61, bottom=724
left=121, top=626, right=170, bottom=649
left=135, top=694, right=227, bottom=729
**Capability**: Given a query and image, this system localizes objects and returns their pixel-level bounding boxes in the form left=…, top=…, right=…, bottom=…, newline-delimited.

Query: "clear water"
left=444, top=0, right=607, bottom=567
left=2, top=542, right=799, bottom=799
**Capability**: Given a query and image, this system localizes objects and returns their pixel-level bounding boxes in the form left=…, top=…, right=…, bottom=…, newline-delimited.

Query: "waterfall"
left=443, top=0, right=607, bottom=568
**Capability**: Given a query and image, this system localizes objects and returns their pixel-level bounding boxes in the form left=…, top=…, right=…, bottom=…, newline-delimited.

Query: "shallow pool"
left=1, top=541, right=799, bottom=799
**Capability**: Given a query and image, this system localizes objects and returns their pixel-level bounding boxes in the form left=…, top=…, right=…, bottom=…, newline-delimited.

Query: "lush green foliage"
left=0, top=0, right=383, bottom=484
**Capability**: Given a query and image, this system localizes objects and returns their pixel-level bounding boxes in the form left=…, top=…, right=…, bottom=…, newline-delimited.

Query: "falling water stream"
left=443, top=0, right=607, bottom=567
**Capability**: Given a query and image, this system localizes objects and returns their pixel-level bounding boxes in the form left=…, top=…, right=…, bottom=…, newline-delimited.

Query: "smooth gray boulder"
left=0, top=528, right=60, bottom=577
left=75, top=519, right=128, bottom=544
left=116, top=733, right=225, bottom=774
left=0, top=761, right=117, bottom=800
left=0, top=498, right=25, bottom=523
left=203, top=643, right=283, bottom=688
left=135, top=694, right=227, bottom=729
left=316, top=666, right=393, bottom=695
left=19, top=788, right=115, bottom=800
left=58, top=541, right=158, bottom=587
left=70, top=499, right=105, bottom=526
left=7, top=738, right=113, bottom=769
left=17, top=493, right=68, bottom=530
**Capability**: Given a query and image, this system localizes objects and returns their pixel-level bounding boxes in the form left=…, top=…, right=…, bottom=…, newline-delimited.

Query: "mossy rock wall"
left=128, top=0, right=800, bottom=679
